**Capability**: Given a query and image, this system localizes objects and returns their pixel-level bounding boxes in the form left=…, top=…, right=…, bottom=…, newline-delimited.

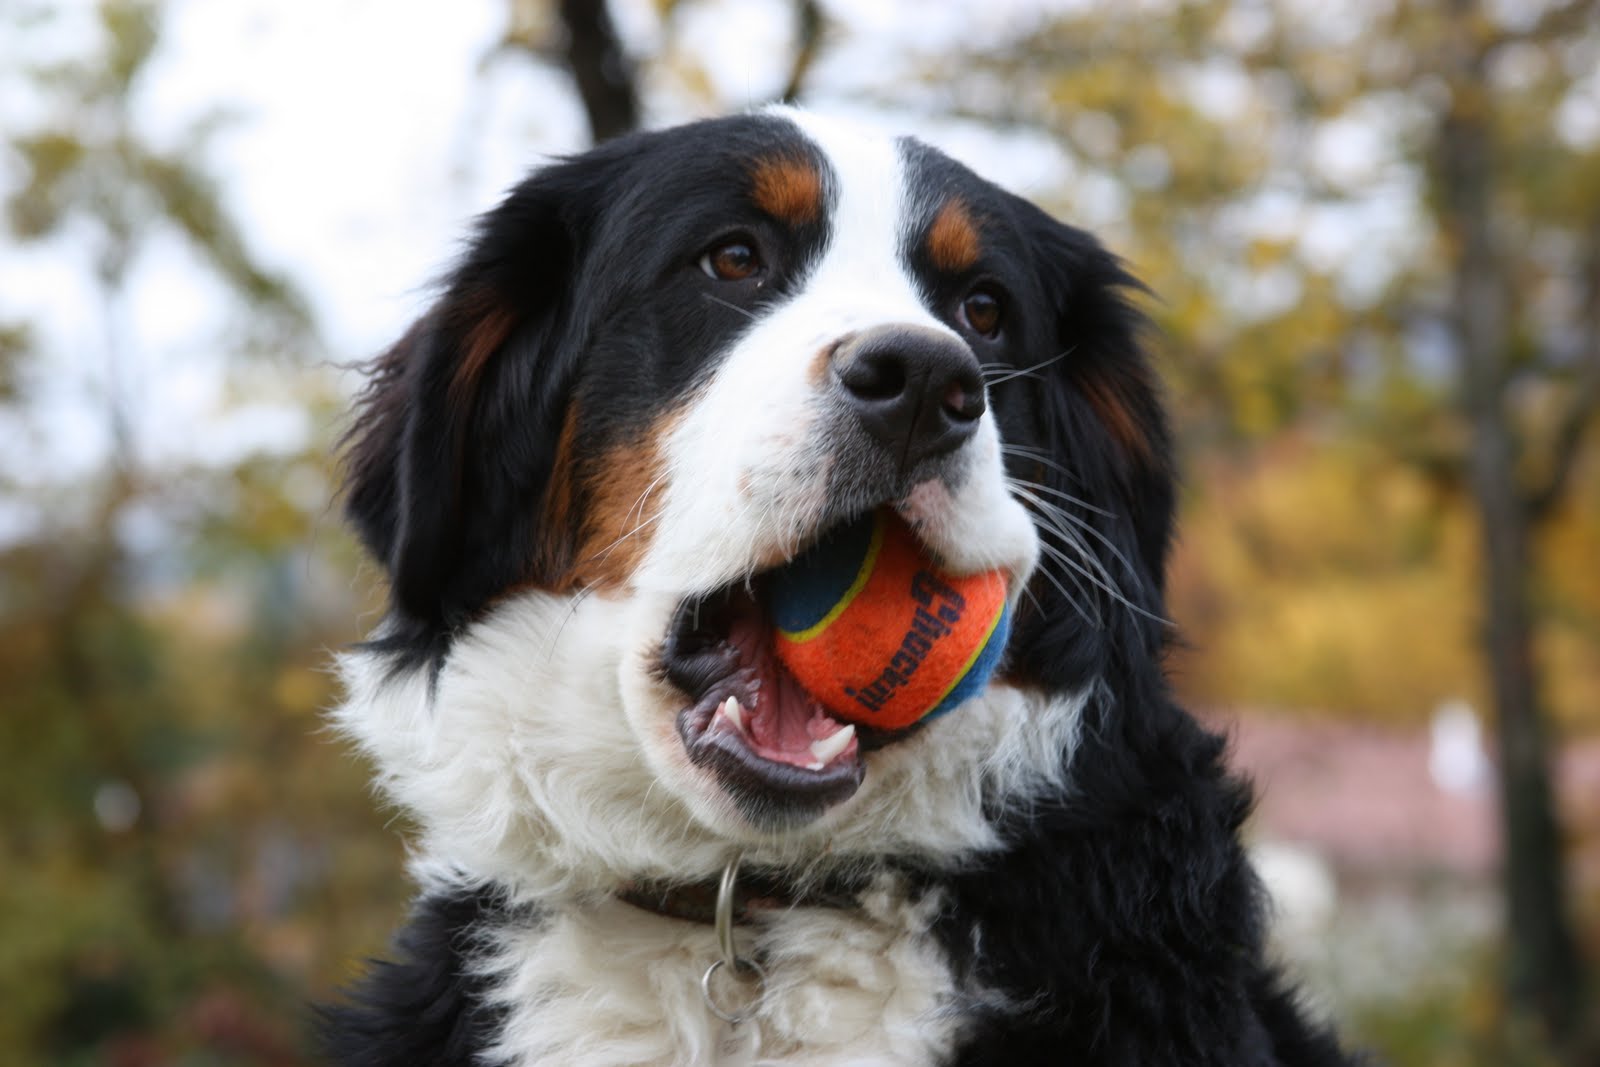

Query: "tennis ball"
left=768, top=509, right=1011, bottom=731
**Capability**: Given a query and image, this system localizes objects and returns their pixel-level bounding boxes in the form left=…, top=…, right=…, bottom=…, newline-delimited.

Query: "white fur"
left=481, top=877, right=961, bottom=1067
left=640, top=109, right=1038, bottom=601
left=335, top=591, right=1088, bottom=898
left=335, top=591, right=1087, bottom=1064
left=333, top=113, right=1083, bottom=1064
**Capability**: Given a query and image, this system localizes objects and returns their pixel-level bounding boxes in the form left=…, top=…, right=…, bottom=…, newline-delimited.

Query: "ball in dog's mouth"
left=659, top=550, right=931, bottom=827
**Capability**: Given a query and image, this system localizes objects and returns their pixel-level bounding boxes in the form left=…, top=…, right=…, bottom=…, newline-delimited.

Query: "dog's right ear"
left=341, top=158, right=607, bottom=633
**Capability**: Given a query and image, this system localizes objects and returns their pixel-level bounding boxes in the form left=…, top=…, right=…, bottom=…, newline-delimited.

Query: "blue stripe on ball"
left=923, top=600, right=1011, bottom=720
left=769, top=511, right=882, bottom=636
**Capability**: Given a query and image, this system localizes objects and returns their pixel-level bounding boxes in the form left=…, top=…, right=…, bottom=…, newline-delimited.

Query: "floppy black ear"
left=342, top=159, right=606, bottom=633
left=1035, top=218, right=1174, bottom=589
left=999, top=210, right=1176, bottom=686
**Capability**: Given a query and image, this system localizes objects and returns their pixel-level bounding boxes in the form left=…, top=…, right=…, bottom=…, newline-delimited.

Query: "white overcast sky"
left=0, top=0, right=1091, bottom=491
left=4, top=0, right=1591, bottom=499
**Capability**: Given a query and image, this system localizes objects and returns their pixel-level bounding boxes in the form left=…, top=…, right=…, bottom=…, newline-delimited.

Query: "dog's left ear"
left=1005, top=208, right=1176, bottom=661
left=341, top=157, right=612, bottom=633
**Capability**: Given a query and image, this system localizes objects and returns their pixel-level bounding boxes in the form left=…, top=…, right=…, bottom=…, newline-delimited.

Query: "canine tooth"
left=809, top=725, right=856, bottom=765
left=721, top=696, right=744, bottom=731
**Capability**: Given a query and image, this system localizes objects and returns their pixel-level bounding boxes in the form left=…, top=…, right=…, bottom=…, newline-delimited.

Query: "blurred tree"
left=1435, top=0, right=1597, bottom=1043
left=929, top=0, right=1600, bottom=1054
left=1, top=1, right=401, bottom=1060
left=489, top=0, right=829, bottom=143
left=493, top=0, right=639, bottom=142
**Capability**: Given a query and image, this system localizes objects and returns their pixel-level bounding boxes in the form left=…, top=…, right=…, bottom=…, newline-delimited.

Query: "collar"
left=616, top=869, right=860, bottom=926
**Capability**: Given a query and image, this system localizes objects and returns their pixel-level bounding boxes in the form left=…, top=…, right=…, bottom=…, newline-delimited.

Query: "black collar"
left=616, top=869, right=860, bottom=926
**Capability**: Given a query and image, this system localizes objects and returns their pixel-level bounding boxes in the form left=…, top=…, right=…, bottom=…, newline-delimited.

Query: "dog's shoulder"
left=318, top=889, right=512, bottom=1067
left=928, top=703, right=1357, bottom=1065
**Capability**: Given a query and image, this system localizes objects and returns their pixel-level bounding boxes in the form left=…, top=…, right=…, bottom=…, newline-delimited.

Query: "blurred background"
left=2, top=0, right=1597, bottom=1063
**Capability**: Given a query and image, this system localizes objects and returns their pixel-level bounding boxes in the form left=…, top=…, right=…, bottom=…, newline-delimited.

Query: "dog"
left=323, top=109, right=1357, bottom=1066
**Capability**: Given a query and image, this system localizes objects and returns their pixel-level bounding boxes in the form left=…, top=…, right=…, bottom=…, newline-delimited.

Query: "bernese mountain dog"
left=324, top=109, right=1358, bottom=1066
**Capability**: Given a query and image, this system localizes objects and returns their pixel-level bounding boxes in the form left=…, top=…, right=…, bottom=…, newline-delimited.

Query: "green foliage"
left=1354, top=950, right=1575, bottom=1067
left=929, top=0, right=1600, bottom=731
left=6, top=1, right=308, bottom=332
left=0, top=2, right=403, bottom=1062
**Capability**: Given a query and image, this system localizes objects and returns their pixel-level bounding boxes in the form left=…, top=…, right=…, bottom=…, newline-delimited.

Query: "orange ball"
left=769, top=510, right=1011, bottom=731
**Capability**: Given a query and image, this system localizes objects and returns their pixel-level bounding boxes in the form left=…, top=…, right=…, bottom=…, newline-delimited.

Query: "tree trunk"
left=557, top=0, right=638, bottom=143
left=1469, top=402, right=1584, bottom=1040
left=1439, top=3, right=1586, bottom=1045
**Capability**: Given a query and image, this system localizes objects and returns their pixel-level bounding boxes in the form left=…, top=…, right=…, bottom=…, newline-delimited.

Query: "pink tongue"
left=728, top=610, right=846, bottom=761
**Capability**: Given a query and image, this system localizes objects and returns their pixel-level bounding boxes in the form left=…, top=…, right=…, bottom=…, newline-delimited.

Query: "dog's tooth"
left=809, top=724, right=856, bottom=765
left=721, top=695, right=744, bottom=731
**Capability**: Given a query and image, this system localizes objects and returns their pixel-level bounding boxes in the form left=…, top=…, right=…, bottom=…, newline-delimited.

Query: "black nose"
left=834, top=326, right=986, bottom=467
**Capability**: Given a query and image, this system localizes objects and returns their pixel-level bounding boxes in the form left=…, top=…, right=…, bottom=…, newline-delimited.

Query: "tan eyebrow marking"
left=927, top=199, right=981, bottom=273
left=750, top=154, right=824, bottom=225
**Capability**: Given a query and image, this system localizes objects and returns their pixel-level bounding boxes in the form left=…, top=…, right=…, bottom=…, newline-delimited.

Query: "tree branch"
left=778, top=0, right=824, bottom=105
left=1499, top=0, right=1600, bottom=49
left=1527, top=228, right=1600, bottom=522
left=557, top=0, right=639, bottom=143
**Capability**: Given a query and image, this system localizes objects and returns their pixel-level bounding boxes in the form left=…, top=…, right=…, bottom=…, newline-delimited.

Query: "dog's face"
left=338, top=111, right=1172, bottom=891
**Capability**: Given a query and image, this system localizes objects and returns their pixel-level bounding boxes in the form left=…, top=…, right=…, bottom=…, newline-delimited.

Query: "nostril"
left=839, top=350, right=908, bottom=403
left=943, top=379, right=985, bottom=423
left=833, top=325, right=986, bottom=466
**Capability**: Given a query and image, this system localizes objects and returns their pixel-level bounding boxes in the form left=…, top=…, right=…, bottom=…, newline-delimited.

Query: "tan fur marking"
left=807, top=338, right=842, bottom=388
left=449, top=300, right=516, bottom=409
left=927, top=199, right=981, bottom=273
left=563, top=410, right=681, bottom=590
left=1077, top=370, right=1153, bottom=465
left=750, top=155, right=823, bottom=225
left=535, top=406, right=582, bottom=580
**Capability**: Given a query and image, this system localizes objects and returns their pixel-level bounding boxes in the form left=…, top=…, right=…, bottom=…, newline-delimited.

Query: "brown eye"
left=962, top=289, right=1002, bottom=338
left=700, top=241, right=762, bottom=282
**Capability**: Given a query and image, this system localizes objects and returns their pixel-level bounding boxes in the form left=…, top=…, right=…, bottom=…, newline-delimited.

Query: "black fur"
left=330, top=114, right=1359, bottom=1065
left=317, top=889, right=517, bottom=1066
left=343, top=114, right=833, bottom=668
left=893, top=148, right=1353, bottom=1063
left=924, top=702, right=1354, bottom=1065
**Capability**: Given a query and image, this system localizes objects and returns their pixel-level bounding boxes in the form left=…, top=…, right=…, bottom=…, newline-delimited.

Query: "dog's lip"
left=675, top=699, right=866, bottom=812
left=664, top=585, right=868, bottom=813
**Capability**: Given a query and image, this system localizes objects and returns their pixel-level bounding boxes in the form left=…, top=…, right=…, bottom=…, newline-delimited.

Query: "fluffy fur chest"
left=481, top=889, right=963, bottom=1066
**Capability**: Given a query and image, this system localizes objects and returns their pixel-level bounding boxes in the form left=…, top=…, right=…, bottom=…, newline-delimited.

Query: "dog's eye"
left=961, top=288, right=1003, bottom=338
left=700, top=240, right=763, bottom=282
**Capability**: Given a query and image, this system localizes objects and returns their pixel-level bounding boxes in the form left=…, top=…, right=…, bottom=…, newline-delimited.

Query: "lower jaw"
left=677, top=706, right=866, bottom=830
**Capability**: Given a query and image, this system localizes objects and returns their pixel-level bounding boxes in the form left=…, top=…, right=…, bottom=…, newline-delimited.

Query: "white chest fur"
left=480, top=883, right=963, bottom=1066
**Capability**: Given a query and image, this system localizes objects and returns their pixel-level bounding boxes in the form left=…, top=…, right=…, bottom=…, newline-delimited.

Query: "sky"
left=0, top=0, right=1087, bottom=495
left=6, top=0, right=1593, bottom=504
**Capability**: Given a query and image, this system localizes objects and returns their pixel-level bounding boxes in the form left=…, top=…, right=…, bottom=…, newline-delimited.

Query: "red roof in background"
left=1203, top=712, right=1600, bottom=882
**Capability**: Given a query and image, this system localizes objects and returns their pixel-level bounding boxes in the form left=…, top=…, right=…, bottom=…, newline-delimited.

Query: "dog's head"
left=337, top=111, right=1173, bottom=893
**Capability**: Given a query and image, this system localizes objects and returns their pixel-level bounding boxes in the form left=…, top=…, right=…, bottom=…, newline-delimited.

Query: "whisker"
left=624, top=466, right=675, bottom=528
left=1008, top=481, right=1169, bottom=625
left=1000, top=445, right=1094, bottom=495
left=1035, top=524, right=1123, bottom=618
left=1009, top=477, right=1138, bottom=578
left=1038, top=535, right=1171, bottom=626
left=573, top=457, right=680, bottom=584
left=1007, top=483, right=1122, bottom=592
left=982, top=345, right=1077, bottom=386
left=1035, top=534, right=1106, bottom=619
left=1027, top=548, right=1099, bottom=628
left=1035, top=524, right=1118, bottom=599
left=548, top=585, right=598, bottom=660
left=702, top=293, right=759, bottom=321
left=1003, top=466, right=1114, bottom=517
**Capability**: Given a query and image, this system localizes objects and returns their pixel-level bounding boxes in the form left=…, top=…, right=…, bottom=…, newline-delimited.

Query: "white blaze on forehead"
left=778, top=109, right=952, bottom=332
left=636, top=112, right=965, bottom=596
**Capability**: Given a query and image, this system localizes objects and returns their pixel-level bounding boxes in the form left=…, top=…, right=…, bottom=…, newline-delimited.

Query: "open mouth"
left=660, top=519, right=923, bottom=826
